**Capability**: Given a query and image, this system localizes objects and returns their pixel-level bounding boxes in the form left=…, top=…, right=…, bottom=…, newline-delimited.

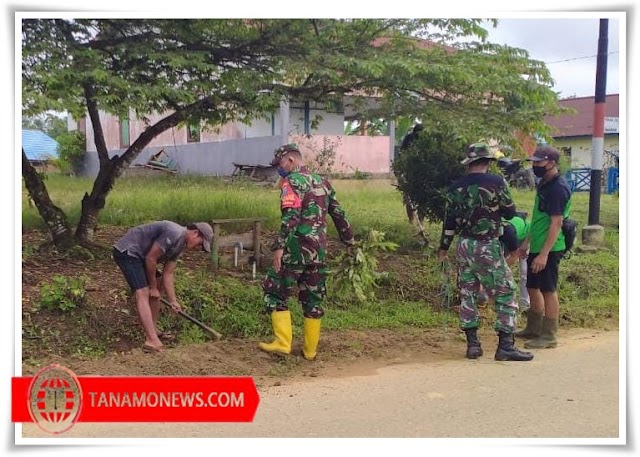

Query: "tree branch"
left=83, top=83, right=111, bottom=168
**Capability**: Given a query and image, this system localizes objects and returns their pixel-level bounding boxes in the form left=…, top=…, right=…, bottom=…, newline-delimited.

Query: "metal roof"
left=544, top=94, right=619, bottom=138
left=22, top=130, right=59, bottom=161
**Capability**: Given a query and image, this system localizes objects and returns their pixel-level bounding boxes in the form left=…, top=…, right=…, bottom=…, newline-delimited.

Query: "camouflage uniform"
left=439, top=144, right=533, bottom=362
left=263, top=165, right=355, bottom=317
left=439, top=152, right=518, bottom=333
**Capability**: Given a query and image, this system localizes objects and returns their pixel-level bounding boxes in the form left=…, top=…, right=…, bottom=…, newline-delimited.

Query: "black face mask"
left=532, top=165, right=548, bottom=178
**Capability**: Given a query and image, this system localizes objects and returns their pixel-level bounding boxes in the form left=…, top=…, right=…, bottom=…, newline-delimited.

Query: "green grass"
left=22, top=175, right=418, bottom=240
left=326, top=299, right=452, bottom=330
left=23, top=174, right=620, bottom=334
left=557, top=250, right=619, bottom=326
left=23, top=175, right=618, bottom=246
left=22, top=175, right=284, bottom=232
left=162, top=269, right=458, bottom=340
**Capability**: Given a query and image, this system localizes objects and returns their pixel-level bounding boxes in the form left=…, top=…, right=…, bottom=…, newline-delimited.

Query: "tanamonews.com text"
left=88, top=391, right=244, bottom=408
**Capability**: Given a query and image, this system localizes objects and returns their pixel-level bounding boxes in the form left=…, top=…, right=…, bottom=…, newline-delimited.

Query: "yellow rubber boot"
left=303, top=318, right=322, bottom=361
left=259, top=311, right=292, bottom=355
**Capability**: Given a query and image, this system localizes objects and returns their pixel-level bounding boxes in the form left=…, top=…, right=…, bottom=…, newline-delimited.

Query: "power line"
left=546, top=51, right=619, bottom=64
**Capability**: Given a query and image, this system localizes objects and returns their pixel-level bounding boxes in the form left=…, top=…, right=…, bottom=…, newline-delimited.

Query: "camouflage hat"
left=461, top=142, right=496, bottom=165
left=270, top=143, right=300, bottom=166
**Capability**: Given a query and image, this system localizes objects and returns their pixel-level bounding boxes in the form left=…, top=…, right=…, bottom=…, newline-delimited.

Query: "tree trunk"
left=73, top=94, right=217, bottom=244
left=21, top=149, right=75, bottom=251
left=74, top=153, right=136, bottom=245
left=74, top=163, right=117, bottom=245
left=74, top=105, right=199, bottom=243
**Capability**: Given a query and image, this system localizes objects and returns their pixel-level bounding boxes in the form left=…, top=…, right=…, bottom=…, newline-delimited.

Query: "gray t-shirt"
left=114, top=221, right=187, bottom=262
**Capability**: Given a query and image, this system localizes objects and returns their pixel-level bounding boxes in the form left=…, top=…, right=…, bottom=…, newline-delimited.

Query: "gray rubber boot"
left=514, top=309, right=544, bottom=339
left=524, top=317, right=558, bottom=349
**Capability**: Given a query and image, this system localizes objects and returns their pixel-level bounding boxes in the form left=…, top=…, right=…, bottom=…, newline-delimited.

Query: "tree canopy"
left=21, top=18, right=562, bottom=248
left=393, top=127, right=468, bottom=224
left=23, top=19, right=561, bottom=144
left=22, top=113, right=67, bottom=140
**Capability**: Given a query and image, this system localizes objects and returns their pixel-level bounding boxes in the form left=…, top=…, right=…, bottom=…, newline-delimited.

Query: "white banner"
left=604, top=117, right=619, bottom=134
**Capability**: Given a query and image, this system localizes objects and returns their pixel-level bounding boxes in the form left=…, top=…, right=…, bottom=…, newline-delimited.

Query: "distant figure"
left=398, top=123, right=424, bottom=224
left=112, top=221, right=213, bottom=353
left=400, top=123, right=424, bottom=151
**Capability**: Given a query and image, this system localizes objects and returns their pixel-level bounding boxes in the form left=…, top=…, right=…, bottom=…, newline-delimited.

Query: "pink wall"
left=85, top=111, right=120, bottom=151
left=128, top=114, right=244, bottom=146
left=86, top=112, right=243, bottom=151
left=289, top=134, right=391, bottom=174
left=86, top=113, right=391, bottom=175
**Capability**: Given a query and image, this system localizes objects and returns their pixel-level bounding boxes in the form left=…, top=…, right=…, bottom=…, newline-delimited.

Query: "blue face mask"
left=277, top=167, right=289, bottom=178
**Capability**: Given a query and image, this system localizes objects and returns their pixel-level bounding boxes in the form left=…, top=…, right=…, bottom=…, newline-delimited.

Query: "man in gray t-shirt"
left=113, top=220, right=213, bottom=353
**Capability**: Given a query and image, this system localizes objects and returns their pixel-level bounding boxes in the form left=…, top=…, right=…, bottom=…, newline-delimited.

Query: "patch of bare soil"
left=21, top=326, right=471, bottom=389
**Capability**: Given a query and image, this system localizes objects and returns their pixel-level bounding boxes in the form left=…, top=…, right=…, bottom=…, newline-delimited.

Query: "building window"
left=119, top=117, right=130, bottom=148
left=560, top=146, right=572, bottom=169
left=187, top=122, right=201, bottom=143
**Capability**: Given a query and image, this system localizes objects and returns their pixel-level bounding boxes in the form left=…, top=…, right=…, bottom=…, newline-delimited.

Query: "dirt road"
left=21, top=329, right=620, bottom=439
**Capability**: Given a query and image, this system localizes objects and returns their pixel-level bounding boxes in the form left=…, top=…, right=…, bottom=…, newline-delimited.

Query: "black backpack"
left=562, top=218, right=578, bottom=253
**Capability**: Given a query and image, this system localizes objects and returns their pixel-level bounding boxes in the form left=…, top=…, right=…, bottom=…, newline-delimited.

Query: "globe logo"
left=28, top=364, right=82, bottom=434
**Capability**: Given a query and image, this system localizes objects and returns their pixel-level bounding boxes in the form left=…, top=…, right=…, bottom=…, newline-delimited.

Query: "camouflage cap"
left=270, top=143, right=300, bottom=166
left=461, top=142, right=496, bottom=165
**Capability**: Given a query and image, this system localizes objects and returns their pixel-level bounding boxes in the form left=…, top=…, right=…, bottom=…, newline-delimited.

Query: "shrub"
left=329, top=230, right=399, bottom=303
left=40, top=274, right=88, bottom=312
left=170, top=273, right=265, bottom=339
left=292, top=134, right=342, bottom=176
left=56, top=130, right=86, bottom=175
left=393, top=130, right=467, bottom=223
left=352, top=168, right=370, bottom=180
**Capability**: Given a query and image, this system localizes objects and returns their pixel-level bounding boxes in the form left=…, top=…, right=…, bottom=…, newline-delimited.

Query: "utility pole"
left=582, top=18, right=608, bottom=250
left=588, top=18, right=609, bottom=225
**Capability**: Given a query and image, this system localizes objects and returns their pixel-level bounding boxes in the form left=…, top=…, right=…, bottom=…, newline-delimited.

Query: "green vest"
left=504, top=215, right=529, bottom=243
left=530, top=195, right=571, bottom=253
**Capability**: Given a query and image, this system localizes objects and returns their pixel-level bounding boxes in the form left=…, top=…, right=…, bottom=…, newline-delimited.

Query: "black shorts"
left=112, top=248, right=161, bottom=292
left=526, top=251, right=564, bottom=293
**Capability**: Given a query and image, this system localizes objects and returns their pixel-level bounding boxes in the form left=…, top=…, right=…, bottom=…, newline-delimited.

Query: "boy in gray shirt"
left=113, top=221, right=213, bottom=352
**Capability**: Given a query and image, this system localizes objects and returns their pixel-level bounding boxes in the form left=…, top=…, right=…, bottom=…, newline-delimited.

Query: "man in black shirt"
left=516, top=146, right=572, bottom=349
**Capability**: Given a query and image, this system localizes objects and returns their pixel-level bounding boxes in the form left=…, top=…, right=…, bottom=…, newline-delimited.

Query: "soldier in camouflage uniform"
left=260, top=144, right=355, bottom=360
left=438, top=143, right=533, bottom=361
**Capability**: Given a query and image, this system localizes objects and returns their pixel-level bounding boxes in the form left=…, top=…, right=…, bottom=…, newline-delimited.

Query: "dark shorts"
left=526, top=251, right=564, bottom=293
left=112, top=248, right=161, bottom=292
